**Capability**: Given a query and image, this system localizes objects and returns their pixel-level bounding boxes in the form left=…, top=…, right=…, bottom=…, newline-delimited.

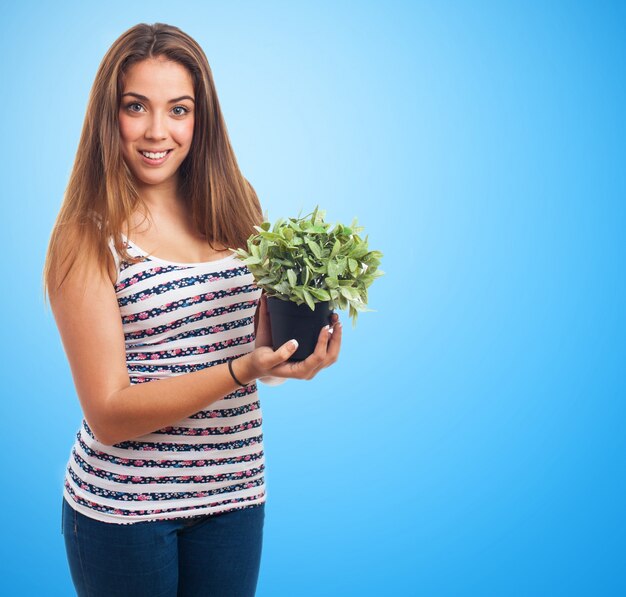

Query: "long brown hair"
left=42, top=22, right=262, bottom=304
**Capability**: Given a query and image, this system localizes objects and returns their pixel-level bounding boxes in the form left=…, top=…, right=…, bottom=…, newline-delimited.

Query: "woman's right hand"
left=234, top=313, right=342, bottom=383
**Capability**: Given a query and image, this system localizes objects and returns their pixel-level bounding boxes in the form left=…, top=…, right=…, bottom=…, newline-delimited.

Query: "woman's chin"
left=132, top=171, right=179, bottom=189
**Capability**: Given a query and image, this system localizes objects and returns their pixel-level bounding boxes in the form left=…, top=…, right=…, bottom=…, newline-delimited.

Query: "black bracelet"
left=228, top=357, right=247, bottom=388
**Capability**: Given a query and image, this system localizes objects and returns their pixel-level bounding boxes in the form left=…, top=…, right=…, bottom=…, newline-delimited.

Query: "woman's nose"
left=145, top=113, right=167, bottom=140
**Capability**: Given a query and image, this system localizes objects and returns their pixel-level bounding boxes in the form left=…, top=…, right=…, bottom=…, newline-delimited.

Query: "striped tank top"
left=62, top=233, right=265, bottom=524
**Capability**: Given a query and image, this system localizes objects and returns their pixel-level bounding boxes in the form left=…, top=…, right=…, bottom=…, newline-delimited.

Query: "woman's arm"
left=49, top=245, right=339, bottom=446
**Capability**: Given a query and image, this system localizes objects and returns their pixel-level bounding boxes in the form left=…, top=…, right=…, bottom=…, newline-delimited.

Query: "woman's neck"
left=127, top=175, right=198, bottom=237
left=135, top=176, right=183, bottom=213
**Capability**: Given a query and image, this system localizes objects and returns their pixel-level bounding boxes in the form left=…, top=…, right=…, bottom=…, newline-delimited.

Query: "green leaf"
left=275, top=281, right=291, bottom=295
left=302, top=288, right=316, bottom=311
left=339, top=286, right=359, bottom=300
left=287, top=269, right=298, bottom=287
left=276, top=258, right=295, bottom=267
left=327, top=260, right=339, bottom=278
left=231, top=248, right=248, bottom=259
left=336, top=257, right=347, bottom=276
left=342, top=238, right=355, bottom=254
left=311, top=205, right=318, bottom=225
left=259, top=239, right=269, bottom=260
left=306, top=239, right=322, bottom=259
left=259, top=231, right=283, bottom=242
left=350, top=243, right=369, bottom=259
left=256, top=276, right=276, bottom=285
left=308, top=287, right=331, bottom=301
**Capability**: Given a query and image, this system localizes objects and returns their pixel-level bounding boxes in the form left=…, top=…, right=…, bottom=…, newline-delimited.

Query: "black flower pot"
left=266, top=297, right=334, bottom=362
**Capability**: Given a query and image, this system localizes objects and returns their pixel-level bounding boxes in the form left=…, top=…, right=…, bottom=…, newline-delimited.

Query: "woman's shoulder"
left=49, top=218, right=118, bottom=289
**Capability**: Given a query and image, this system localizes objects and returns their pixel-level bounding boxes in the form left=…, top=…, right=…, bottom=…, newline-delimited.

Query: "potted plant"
left=230, top=206, right=384, bottom=361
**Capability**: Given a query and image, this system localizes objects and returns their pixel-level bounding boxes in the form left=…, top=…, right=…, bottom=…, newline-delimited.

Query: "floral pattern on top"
left=63, top=239, right=266, bottom=524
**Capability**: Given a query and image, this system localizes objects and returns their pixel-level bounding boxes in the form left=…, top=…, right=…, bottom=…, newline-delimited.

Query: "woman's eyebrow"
left=121, top=92, right=195, bottom=103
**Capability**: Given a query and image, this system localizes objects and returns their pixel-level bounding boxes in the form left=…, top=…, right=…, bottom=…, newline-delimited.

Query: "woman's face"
left=118, top=57, right=195, bottom=192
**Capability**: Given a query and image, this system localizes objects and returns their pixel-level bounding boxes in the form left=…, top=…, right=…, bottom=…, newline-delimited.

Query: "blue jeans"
left=61, top=497, right=265, bottom=597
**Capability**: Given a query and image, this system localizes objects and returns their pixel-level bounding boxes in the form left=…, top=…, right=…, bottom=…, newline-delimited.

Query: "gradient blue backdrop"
left=1, top=1, right=624, bottom=595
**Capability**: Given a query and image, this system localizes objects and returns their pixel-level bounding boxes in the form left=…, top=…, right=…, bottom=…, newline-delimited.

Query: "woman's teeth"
left=141, top=150, right=169, bottom=159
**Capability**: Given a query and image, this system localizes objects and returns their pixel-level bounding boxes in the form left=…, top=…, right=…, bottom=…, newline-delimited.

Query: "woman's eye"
left=172, top=106, right=189, bottom=116
left=126, top=103, right=144, bottom=113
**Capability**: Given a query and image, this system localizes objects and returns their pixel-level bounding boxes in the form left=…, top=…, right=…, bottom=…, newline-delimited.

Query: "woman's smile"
left=139, top=148, right=173, bottom=165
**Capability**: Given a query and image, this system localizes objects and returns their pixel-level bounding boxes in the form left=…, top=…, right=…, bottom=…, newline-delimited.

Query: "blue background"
left=1, top=0, right=624, bottom=595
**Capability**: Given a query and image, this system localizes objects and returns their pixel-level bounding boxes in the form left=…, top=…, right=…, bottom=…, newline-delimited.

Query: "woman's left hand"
left=254, top=292, right=274, bottom=349
left=252, top=292, right=341, bottom=381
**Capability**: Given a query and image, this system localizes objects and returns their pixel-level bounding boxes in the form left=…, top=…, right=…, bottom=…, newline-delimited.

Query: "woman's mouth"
left=139, top=149, right=172, bottom=165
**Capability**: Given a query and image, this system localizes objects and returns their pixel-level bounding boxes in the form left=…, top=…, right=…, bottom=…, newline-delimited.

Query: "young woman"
left=43, top=22, right=341, bottom=597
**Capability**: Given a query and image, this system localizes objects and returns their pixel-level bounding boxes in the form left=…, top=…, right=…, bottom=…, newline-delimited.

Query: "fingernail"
left=290, top=339, right=299, bottom=349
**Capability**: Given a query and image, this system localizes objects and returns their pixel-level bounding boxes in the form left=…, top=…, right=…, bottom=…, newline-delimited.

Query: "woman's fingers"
left=325, top=319, right=342, bottom=365
left=268, top=318, right=341, bottom=379
left=269, top=338, right=299, bottom=367
left=250, top=339, right=299, bottom=375
left=274, top=324, right=330, bottom=378
left=311, top=323, right=333, bottom=362
left=310, top=317, right=342, bottom=373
